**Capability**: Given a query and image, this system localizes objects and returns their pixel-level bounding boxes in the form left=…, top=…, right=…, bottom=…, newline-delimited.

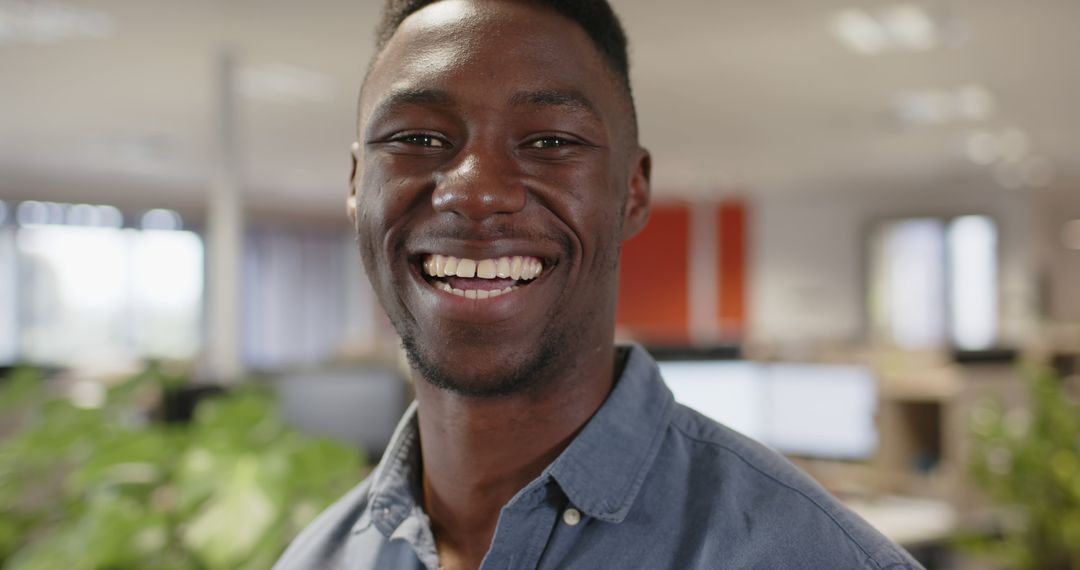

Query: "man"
left=276, top=0, right=922, bottom=568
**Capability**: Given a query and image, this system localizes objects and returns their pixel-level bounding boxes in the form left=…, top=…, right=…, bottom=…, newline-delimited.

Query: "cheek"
left=356, top=164, right=402, bottom=246
left=354, top=181, right=393, bottom=278
left=354, top=208, right=379, bottom=261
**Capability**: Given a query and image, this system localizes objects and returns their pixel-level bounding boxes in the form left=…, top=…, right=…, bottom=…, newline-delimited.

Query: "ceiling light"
left=894, top=89, right=950, bottom=124
left=1063, top=220, right=1080, bottom=251
left=880, top=4, right=937, bottom=51
left=832, top=4, right=949, bottom=55
left=896, top=85, right=994, bottom=126
left=832, top=9, right=888, bottom=55
left=0, top=0, right=112, bottom=45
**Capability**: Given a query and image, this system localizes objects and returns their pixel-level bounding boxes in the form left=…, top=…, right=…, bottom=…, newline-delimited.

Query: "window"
left=6, top=202, right=203, bottom=367
left=869, top=215, right=999, bottom=349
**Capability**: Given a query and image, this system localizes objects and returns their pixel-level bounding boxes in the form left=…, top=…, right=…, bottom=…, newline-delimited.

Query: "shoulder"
left=274, top=477, right=374, bottom=570
left=659, top=404, right=921, bottom=569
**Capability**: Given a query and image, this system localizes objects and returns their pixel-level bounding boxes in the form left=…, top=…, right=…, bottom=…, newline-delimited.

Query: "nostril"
left=432, top=185, right=526, bottom=220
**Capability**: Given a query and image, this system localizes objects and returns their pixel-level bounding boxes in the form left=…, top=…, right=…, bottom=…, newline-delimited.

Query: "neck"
left=415, top=341, right=619, bottom=567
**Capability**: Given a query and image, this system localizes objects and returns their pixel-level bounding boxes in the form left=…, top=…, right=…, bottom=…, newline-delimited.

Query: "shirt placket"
left=479, top=485, right=563, bottom=570
left=532, top=500, right=594, bottom=569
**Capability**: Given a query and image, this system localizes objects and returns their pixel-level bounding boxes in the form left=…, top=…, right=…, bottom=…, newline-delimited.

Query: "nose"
left=431, top=148, right=527, bottom=221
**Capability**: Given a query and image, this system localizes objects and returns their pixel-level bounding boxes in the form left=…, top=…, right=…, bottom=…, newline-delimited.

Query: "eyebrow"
left=507, top=89, right=601, bottom=120
left=368, top=87, right=455, bottom=124
left=368, top=87, right=602, bottom=125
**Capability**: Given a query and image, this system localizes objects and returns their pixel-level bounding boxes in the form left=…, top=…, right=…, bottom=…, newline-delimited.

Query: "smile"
left=421, top=254, right=544, bottom=299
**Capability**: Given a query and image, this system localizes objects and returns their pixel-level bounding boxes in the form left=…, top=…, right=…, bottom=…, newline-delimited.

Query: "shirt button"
left=562, top=507, right=582, bottom=526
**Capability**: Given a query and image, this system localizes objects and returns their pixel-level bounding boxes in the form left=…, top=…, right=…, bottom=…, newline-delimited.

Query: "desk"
left=843, top=495, right=958, bottom=546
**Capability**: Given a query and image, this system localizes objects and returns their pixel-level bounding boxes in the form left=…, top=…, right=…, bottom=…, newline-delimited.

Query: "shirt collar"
left=545, top=343, right=674, bottom=523
left=354, top=343, right=675, bottom=533
left=352, top=400, right=423, bottom=536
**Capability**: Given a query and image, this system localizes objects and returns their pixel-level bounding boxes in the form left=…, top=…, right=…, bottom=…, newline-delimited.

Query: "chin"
left=399, top=324, right=570, bottom=399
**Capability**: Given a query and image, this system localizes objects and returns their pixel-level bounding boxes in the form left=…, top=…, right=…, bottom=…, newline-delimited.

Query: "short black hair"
left=372, top=0, right=638, bottom=137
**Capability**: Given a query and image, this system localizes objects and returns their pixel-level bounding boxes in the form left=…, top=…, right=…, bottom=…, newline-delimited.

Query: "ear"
left=620, top=147, right=651, bottom=240
left=347, top=141, right=360, bottom=225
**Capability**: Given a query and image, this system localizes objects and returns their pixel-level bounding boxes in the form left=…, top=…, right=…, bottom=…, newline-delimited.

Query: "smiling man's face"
left=352, top=0, right=649, bottom=397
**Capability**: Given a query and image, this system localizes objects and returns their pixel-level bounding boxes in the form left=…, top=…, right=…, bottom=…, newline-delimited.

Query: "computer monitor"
left=764, top=363, right=878, bottom=460
left=657, top=361, right=768, bottom=442
left=657, top=358, right=878, bottom=461
left=275, top=366, right=407, bottom=460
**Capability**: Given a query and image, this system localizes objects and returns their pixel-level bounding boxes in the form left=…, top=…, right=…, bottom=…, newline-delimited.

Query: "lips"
left=421, top=254, right=544, bottom=299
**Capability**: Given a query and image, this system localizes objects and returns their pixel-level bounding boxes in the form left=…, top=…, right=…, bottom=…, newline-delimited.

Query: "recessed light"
left=0, top=0, right=112, bottom=45
left=832, top=4, right=947, bottom=55
left=880, top=4, right=937, bottom=51
left=896, top=85, right=994, bottom=126
left=894, top=89, right=950, bottom=124
left=832, top=9, right=888, bottom=55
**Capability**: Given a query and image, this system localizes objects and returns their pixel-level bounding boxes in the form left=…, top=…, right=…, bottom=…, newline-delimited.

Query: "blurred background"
left=1, top=0, right=1078, bottom=568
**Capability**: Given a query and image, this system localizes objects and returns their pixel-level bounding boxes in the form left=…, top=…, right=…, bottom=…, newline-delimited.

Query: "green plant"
left=0, top=364, right=368, bottom=570
left=964, top=366, right=1080, bottom=569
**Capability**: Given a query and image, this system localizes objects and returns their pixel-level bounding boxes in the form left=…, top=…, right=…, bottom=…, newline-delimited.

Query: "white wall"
left=1039, top=188, right=1080, bottom=322
left=0, top=227, right=16, bottom=363
left=749, top=185, right=1038, bottom=346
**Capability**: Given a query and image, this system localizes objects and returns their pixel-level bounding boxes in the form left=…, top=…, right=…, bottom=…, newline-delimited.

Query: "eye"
left=528, top=136, right=574, bottom=149
left=394, top=134, right=447, bottom=148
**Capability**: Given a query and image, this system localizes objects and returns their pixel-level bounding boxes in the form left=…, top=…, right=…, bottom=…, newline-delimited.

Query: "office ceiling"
left=1, top=0, right=1077, bottom=220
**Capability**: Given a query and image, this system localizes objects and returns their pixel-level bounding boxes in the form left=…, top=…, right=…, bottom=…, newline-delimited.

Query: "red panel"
left=617, top=204, right=689, bottom=343
left=717, top=200, right=748, bottom=338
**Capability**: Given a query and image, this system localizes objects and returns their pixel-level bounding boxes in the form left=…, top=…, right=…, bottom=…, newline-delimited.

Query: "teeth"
left=433, top=280, right=520, bottom=300
left=443, top=256, right=459, bottom=276
left=456, top=258, right=477, bottom=278
left=496, top=257, right=511, bottom=278
left=423, top=254, right=542, bottom=301
left=476, top=259, right=497, bottom=279
left=423, top=254, right=544, bottom=281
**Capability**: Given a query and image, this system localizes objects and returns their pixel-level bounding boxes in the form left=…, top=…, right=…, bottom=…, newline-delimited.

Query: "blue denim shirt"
left=275, top=345, right=922, bottom=569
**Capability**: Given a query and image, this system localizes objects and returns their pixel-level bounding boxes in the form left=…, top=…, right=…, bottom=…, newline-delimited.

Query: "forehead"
left=360, top=0, right=623, bottom=128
